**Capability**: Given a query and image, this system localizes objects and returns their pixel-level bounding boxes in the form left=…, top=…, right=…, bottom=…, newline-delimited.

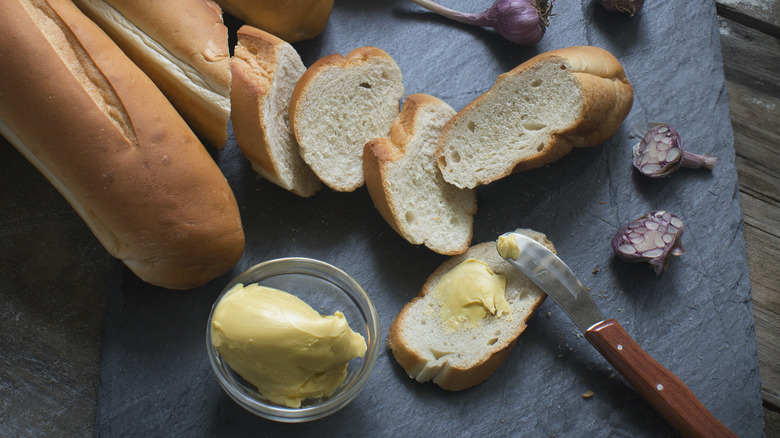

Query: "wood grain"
left=717, top=0, right=780, bottom=432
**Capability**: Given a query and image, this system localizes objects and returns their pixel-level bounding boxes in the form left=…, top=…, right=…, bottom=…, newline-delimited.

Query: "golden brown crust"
left=73, top=0, right=232, bottom=148
left=214, top=0, right=334, bottom=43
left=0, top=0, right=244, bottom=289
left=387, top=239, right=551, bottom=390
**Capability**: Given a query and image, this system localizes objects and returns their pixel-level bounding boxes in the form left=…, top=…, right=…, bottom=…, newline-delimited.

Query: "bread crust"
left=437, top=45, right=633, bottom=185
left=213, top=0, right=334, bottom=43
left=73, top=0, right=232, bottom=148
left=0, top=0, right=244, bottom=289
left=364, top=94, right=475, bottom=255
left=388, top=235, right=554, bottom=390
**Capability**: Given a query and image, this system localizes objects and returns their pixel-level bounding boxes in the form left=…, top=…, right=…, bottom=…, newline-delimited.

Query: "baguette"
left=231, top=25, right=321, bottom=197
left=0, top=0, right=244, bottom=289
left=290, top=47, right=404, bottom=192
left=73, top=0, right=232, bottom=149
left=437, top=46, right=633, bottom=189
left=387, top=230, right=553, bottom=390
left=213, top=0, right=333, bottom=43
left=364, top=94, right=476, bottom=255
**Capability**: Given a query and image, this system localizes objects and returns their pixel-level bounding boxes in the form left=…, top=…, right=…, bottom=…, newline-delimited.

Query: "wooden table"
left=0, top=2, right=777, bottom=435
left=717, top=0, right=780, bottom=434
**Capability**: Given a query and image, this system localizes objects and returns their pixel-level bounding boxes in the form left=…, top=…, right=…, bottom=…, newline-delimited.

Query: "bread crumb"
left=582, top=390, right=594, bottom=399
left=592, top=266, right=599, bottom=274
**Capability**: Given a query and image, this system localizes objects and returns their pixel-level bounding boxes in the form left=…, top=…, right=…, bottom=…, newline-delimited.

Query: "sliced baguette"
left=364, top=94, right=476, bottom=255
left=289, top=47, right=404, bottom=192
left=437, top=46, right=634, bottom=189
left=231, top=25, right=321, bottom=197
left=387, top=230, right=554, bottom=390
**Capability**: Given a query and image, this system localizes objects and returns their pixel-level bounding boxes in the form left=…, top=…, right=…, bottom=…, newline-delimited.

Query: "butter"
left=497, top=235, right=520, bottom=260
left=435, top=259, right=510, bottom=329
left=211, top=284, right=367, bottom=408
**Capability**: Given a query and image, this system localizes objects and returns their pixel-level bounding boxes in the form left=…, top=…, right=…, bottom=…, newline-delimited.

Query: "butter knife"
left=498, top=231, right=737, bottom=438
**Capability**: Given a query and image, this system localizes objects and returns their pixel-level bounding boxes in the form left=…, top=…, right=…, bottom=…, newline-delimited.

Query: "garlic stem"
left=406, top=0, right=486, bottom=26
left=680, top=151, right=718, bottom=170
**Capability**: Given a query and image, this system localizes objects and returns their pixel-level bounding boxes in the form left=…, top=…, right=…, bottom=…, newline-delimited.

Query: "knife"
left=497, top=231, right=737, bottom=438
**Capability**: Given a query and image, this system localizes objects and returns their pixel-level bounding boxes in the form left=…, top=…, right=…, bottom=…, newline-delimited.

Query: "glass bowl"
left=206, top=257, right=380, bottom=422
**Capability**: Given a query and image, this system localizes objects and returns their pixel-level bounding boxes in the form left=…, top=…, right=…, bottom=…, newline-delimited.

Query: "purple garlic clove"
left=632, top=123, right=718, bottom=178
left=611, top=210, right=687, bottom=275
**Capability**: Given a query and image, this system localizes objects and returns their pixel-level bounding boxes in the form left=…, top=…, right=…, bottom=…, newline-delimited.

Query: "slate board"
left=96, top=0, right=765, bottom=436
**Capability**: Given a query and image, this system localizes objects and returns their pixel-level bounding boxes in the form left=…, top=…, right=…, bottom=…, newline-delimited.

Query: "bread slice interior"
left=364, top=94, right=476, bottom=255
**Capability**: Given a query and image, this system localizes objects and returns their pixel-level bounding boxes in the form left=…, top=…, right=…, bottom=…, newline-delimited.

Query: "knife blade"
left=497, top=231, right=737, bottom=438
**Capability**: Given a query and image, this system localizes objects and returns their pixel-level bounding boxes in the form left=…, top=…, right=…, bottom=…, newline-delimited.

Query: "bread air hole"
left=530, top=78, right=543, bottom=87
left=449, top=150, right=461, bottom=163
left=536, top=143, right=545, bottom=152
left=487, top=337, right=499, bottom=345
left=523, top=122, right=546, bottom=131
left=359, top=82, right=372, bottom=89
left=405, top=211, right=415, bottom=224
left=467, top=121, right=477, bottom=132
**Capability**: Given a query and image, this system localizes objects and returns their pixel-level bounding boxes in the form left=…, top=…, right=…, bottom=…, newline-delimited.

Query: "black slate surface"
left=96, top=0, right=764, bottom=436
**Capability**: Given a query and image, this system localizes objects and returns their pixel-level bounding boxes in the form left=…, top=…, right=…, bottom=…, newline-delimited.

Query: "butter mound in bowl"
left=206, top=258, right=380, bottom=422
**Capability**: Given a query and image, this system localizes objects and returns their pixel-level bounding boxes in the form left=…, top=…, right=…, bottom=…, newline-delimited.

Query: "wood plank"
left=718, top=14, right=780, bottom=433
left=717, top=0, right=780, bottom=37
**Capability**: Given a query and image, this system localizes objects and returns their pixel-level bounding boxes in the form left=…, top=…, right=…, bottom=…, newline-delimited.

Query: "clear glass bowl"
left=206, top=257, right=380, bottom=422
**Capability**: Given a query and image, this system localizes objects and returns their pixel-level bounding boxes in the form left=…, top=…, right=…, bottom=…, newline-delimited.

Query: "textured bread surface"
left=437, top=46, right=633, bottom=189
left=364, top=94, right=475, bottom=255
left=213, top=0, right=333, bottom=43
left=73, top=0, right=232, bottom=148
left=231, top=25, right=321, bottom=197
left=0, top=0, right=244, bottom=289
left=387, top=230, right=554, bottom=390
left=290, top=47, right=404, bottom=192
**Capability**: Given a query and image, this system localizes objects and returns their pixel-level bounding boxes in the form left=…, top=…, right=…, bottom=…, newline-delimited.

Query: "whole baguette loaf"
left=364, top=94, right=476, bottom=255
left=387, top=230, right=553, bottom=390
left=213, top=0, right=333, bottom=43
left=0, top=0, right=244, bottom=289
left=289, top=47, right=404, bottom=192
left=231, top=25, right=321, bottom=197
left=73, top=0, right=232, bottom=149
left=437, top=46, right=633, bottom=189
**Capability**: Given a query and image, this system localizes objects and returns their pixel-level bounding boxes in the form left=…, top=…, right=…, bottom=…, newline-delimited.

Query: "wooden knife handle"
left=585, top=319, right=737, bottom=438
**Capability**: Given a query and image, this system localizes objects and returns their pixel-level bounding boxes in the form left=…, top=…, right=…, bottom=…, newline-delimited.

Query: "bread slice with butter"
left=436, top=46, right=633, bottom=189
left=387, top=230, right=554, bottom=390
left=289, top=46, right=404, bottom=192
left=364, top=94, right=476, bottom=255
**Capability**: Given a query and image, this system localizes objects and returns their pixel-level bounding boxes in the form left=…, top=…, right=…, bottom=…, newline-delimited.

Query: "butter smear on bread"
left=435, top=259, right=511, bottom=330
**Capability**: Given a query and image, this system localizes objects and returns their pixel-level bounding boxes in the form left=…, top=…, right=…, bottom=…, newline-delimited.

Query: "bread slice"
left=387, top=230, right=554, bottom=390
left=437, top=46, right=634, bottom=189
left=364, top=94, right=476, bottom=255
left=230, top=25, right=321, bottom=198
left=289, top=47, right=404, bottom=192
